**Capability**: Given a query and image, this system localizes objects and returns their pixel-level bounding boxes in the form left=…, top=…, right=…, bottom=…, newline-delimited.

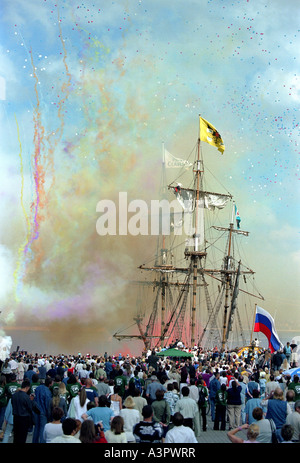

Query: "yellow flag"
left=200, top=117, right=225, bottom=154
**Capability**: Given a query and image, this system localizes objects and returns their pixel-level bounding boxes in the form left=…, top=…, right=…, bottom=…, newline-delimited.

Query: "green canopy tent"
left=157, top=348, right=193, bottom=358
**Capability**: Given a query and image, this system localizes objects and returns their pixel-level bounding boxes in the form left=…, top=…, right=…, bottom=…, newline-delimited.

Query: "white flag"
left=164, top=149, right=193, bottom=169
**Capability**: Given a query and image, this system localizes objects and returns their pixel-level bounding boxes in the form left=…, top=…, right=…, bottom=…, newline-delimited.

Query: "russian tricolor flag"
left=253, top=306, right=283, bottom=353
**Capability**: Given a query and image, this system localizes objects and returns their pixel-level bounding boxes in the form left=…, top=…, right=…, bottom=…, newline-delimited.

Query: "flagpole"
left=232, top=201, right=235, bottom=225
left=250, top=303, right=257, bottom=345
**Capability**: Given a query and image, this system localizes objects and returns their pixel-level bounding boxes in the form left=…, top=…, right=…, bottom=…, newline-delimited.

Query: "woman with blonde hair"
left=227, top=423, right=260, bottom=443
left=120, top=396, right=140, bottom=442
left=58, top=381, right=69, bottom=402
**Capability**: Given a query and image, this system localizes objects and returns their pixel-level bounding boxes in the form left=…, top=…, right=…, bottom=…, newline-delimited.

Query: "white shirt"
left=119, top=408, right=140, bottom=442
left=165, top=425, right=198, bottom=444
left=188, top=385, right=199, bottom=403
left=50, top=434, right=81, bottom=443
left=43, top=423, right=63, bottom=443
left=175, top=397, right=198, bottom=419
left=73, top=395, right=90, bottom=422
left=8, top=359, right=18, bottom=370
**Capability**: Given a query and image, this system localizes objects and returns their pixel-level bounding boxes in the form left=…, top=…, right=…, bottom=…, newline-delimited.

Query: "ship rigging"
left=113, top=116, right=264, bottom=352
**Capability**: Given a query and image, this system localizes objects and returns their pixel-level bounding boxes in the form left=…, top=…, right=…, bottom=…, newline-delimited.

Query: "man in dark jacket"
left=272, top=351, right=283, bottom=370
left=11, top=379, right=40, bottom=443
left=147, top=351, right=160, bottom=372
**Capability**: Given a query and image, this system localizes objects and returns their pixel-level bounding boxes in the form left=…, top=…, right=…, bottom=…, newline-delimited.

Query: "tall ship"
left=113, top=116, right=264, bottom=353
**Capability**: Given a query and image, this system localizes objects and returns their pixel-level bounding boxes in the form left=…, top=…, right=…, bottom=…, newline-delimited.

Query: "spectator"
left=51, top=386, right=68, bottom=419
left=43, top=407, right=64, bottom=443
left=245, top=389, right=264, bottom=425
left=258, top=371, right=267, bottom=398
left=208, top=372, right=220, bottom=422
left=238, top=374, right=247, bottom=423
left=109, top=385, right=123, bottom=416
left=164, top=383, right=179, bottom=419
left=32, top=377, right=53, bottom=443
left=104, top=357, right=113, bottom=380
left=272, top=351, right=283, bottom=371
left=197, top=377, right=209, bottom=432
left=168, top=366, right=181, bottom=387
left=151, top=389, right=171, bottom=437
left=37, top=360, right=47, bottom=384
left=165, top=412, right=198, bottom=443
left=285, top=399, right=300, bottom=442
left=80, top=419, right=107, bottom=443
left=114, top=369, right=128, bottom=400
left=245, top=375, right=260, bottom=401
left=227, top=379, right=242, bottom=429
left=120, top=396, right=140, bottom=442
left=188, top=378, right=199, bottom=402
left=30, top=374, right=40, bottom=396
left=24, top=365, right=36, bottom=383
left=50, top=418, right=81, bottom=443
left=1, top=398, right=13, bottom=443
left=146, top=350, right=160, bottom=372
left=66, top=374, right=81, bottom=402
left=287, top=375, right=300, bottom=401
left=4, top=373, right=21, bottom=401
left=265, top=387, right=292, bottom=442
left=286, top=390, right=295, bottom=412
left=71, top=387, right=90, bottom=422
left=0, top=375, right=7, bottom=431
left=132, top=387, right=147, bottom=420
left=85, top=378, right=99, bottom=406
left=96, top=375, right=111, bottom=397
left=46, top=363, right=57, bottom=380
left=174, top=386, right=198, bottom=430
left=129, top=369, right=145, bottom=396
left=214, top=383, right=227, bottom=431
left=105, top=415, right=127, bottom=443
left=265, top=374, right=280, bottom=398
left=11, top=379, right=40, bottom=443
left=146, top=375, right=166, bottom=404
left=283, top=343, right=292, bottom=365
left=252, top=407, right=272, bottom=443
left=280, top=424, right=294, bottom=443
left=227, top=423, right=260, bottom=444
left=133, top=405, right=163, bottom=443
left=82, top=395, right=114, bottom=432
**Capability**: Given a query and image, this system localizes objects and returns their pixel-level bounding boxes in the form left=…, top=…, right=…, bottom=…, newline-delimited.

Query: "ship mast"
left=191, top=136, right=203, bottom=345
left=159, top=143, right=168, bottom=348
left=221, top=205, right=234, bottom=351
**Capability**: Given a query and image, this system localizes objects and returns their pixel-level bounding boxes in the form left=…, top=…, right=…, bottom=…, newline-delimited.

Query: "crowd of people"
left=0, top=341, right=299, bottom=444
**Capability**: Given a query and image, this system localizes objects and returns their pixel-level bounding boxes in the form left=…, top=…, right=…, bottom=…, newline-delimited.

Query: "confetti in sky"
left=0, top=0, right=299, bottom=353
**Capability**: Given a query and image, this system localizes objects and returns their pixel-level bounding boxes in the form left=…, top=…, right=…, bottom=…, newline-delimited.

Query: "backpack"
left=198, top=388, right=207, bottom=407
left=133, top=376, right=143, bottom=393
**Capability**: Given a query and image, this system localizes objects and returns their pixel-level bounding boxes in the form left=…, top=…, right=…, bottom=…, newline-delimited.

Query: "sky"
left=0, top=0, right=299, bottom=355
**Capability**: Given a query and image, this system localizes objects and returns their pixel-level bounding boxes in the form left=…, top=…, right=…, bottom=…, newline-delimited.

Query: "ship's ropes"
left=200, top=281, right=224, bottom=348
left=236, top=307, right=247, bottom=346
left=155, top=272, right=190, bottom=348
left=145, top=286, right=161, bottom=342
